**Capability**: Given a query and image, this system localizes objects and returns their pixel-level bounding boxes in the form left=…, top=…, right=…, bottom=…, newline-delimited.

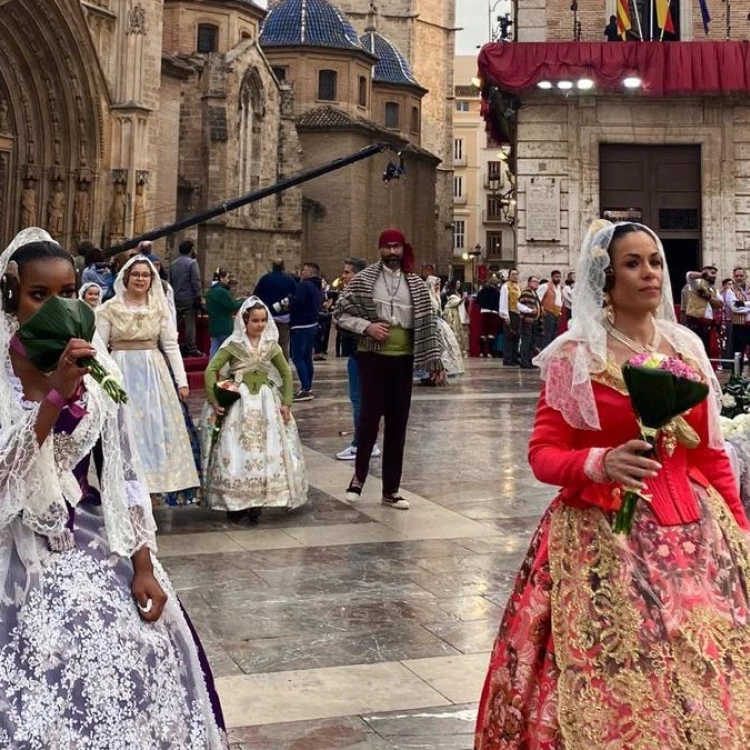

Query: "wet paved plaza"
left=155, top=360, right=552, bottom=749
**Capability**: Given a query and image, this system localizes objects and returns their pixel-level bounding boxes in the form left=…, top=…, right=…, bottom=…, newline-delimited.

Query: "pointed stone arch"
left=0, top=0, right=106, bottom=248
left=238, top=67, right=266, bottom=209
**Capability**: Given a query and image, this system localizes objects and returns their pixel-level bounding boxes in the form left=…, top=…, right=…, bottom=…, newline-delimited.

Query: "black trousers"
left=520, top=318, right=541, bottom=367
left=355, top=352, right=414, bottom=496
left=503, top=313, right=520, bottom=365
left=732, top=324, right=750, bottom=362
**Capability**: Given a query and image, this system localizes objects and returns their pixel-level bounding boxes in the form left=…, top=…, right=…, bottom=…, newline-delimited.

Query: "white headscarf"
left=220, top=296, right=283, bottom=387
left=0, top=229, right=155, bottom=581
left=111, top=255, right=171, bottom=320
left=534, top=220, right=723, bottom=448
left=425, top=275, right=442, bottom=313
left=79, top=281, right=101, bottom=307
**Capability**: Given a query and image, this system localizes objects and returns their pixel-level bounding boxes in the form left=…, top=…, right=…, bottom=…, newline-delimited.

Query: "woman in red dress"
left=475, top=220, right=750, bottom=750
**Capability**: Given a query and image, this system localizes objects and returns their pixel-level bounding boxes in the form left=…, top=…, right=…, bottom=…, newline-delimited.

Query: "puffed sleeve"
left=528, top=387, right=592, bottom=489
left=689, top=400, right=750, bottom=530
left=158, top=312, right=188, bottom=389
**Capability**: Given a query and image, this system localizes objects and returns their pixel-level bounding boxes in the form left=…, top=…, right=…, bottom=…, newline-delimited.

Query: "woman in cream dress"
left=97, top=256, right=199, bottom=498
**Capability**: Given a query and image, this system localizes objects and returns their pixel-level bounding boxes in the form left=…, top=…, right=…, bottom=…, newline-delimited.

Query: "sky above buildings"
left=254, top=1, right=503, bottom=55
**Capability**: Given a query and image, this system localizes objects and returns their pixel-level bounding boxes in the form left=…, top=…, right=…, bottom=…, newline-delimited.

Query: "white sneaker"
left=336, top=446, right=357, bottom=461
left=382, top=495, right=410, bottom=510
left=372, top=444, right=382, bottom=458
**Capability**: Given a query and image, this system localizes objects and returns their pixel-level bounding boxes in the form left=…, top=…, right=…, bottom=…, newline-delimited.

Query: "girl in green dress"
left=202, top=297, right=308, bottom=523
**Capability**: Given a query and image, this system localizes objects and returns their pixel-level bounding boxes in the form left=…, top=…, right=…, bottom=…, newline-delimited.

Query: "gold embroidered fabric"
left=549, top=493, right=750, bottom=749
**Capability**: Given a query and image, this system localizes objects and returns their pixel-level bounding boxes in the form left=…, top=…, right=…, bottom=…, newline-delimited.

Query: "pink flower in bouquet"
left=627, top=352, right=701, bottom=382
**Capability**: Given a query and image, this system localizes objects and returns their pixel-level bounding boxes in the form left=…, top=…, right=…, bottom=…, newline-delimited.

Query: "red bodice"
left=529, top=381, right=750, bottom=529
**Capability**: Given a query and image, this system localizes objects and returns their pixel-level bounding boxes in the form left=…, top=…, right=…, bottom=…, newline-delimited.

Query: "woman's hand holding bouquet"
left=604, top=439, right=662, bottom=490
left=611, top=352, right=709, bottom=534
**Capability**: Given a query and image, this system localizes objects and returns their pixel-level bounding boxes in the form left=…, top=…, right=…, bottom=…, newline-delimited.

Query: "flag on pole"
left=656, top=0, right=675, bottom=34
left=617, top=0, right=632, bottom=38
left=698, top=0, right=711, bottom=33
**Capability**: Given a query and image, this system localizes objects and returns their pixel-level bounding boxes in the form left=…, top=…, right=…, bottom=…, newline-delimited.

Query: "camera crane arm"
left=104, top=142, right=405, bottom=258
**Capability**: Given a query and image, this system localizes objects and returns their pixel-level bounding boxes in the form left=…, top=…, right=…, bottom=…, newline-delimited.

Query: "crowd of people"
left=10, top=215, right=750, bottom=747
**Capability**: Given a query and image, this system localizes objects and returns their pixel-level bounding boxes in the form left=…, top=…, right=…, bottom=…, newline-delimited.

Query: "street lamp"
left=489, top=0, right=513, bottom=42
left=464, top=245, right=482, bottom=290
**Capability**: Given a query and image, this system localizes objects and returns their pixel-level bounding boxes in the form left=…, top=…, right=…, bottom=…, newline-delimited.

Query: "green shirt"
left=204, top=342, right=294, bottom=406
left=358, top=325, right=413, bottom=357
left=206, top=284, right=243, bottom=337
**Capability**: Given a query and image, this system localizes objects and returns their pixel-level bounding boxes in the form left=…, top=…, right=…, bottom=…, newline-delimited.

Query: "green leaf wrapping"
left=17, top=296, right=96, bottom=372
left=622, top=364, right=709, bottom=430
left=16, top=296, right=128, bottom=404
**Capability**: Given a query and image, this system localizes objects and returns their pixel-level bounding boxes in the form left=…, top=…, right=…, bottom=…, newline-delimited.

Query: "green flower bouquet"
left=15, top=296, right=128, bottom=404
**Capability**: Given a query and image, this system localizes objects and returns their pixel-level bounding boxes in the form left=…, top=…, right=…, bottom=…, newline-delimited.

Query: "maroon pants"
left=355, top=352, right=414, bottom=496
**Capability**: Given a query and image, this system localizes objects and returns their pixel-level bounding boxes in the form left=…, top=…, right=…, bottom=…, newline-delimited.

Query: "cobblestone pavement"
left=155, top=359, right=551, bottom=749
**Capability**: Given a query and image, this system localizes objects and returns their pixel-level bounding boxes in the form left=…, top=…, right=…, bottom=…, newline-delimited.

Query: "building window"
left=318, top=70, right=338, bottom=101
left=487, top=161, right=503, bottom=180
left=486, top=232, right=503, bottom=258
left=453, top=176, right=463, bottom=199
left=456, top=101, right=470, bottom=112
left=272, top=66, right=287, bottom=82
left=487, top=195, right=504, bottom=219
left=385, top=101, right=400, bottom=129
left=411, top=106, right=419, bottom=133
left=358, top=76, right=367, bottom=107
left=454, top=220, right=466, bottom=251
left=454, top=138, right=464, bottom=163
left=197, top=24, right=219, bottom=53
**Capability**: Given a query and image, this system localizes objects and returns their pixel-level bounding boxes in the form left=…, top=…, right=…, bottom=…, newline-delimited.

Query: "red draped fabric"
left=477, top=41, right=750, bottom=97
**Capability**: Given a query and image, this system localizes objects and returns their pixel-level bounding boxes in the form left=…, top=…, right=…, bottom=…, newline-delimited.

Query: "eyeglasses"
left=129, top=272, right=152, bottom=280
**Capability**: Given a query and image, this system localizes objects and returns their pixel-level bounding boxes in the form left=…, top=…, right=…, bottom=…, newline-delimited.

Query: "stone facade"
left=499, top=0, right=750, bottom=284
left=296, top=108, right=440, bottom=278
left=334, top=0, right=457, bottom=269
left=0, top=0, right=301, bottom=295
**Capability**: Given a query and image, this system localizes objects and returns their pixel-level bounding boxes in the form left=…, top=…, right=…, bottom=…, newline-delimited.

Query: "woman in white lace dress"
left=97, top=256, right=199, bottom=501
left=0, top=229, right=226, bottom=748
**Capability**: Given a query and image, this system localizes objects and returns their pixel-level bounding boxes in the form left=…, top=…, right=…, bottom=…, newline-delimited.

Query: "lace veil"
left=112, top=255, right=171, bottom=320
left=220, top=296, right=283, bottom=388
left=534, top=219, right=723, bottom=449
left=426, top=275, right=442, bottom=313
left=0, top=229, right=156, bottom=593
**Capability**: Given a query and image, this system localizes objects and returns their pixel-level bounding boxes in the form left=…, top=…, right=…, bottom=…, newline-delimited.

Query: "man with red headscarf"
left=334, top=229, right=444, bottom=510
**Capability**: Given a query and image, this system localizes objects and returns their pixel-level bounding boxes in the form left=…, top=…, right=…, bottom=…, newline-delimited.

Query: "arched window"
left=197, top=24, right=219, bottom=53
left=238, top=69, right=265, bottom=209
left=358, top=76, right=368, bottom=107
left=385, top=101, right=400, bottom=129
left=318, top=70, right=338, bottom=101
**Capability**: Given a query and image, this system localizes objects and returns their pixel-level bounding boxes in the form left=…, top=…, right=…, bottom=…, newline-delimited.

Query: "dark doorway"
left=600, top=144, right=702, bottom=302
left=661, top=238, right=700, bottom=304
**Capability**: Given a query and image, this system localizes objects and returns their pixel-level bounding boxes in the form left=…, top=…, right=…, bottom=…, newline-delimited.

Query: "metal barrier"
left=710, top=353, right=743, bottom=377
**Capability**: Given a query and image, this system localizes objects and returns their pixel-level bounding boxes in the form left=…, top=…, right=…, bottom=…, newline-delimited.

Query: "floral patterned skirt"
left=475, top=485, right=750, bottom=750
left=0, top=504, right=227, bottom=749
left=201, top=384, right=308, bottom=512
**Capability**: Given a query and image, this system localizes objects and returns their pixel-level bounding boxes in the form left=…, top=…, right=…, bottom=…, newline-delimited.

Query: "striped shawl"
left=334, top=262, right=444, bottom=372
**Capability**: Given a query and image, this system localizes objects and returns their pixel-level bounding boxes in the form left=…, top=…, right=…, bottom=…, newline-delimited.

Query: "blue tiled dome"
left=361, top=30, right=421, bottom=87
left=260, top=0, right=366, bottom=52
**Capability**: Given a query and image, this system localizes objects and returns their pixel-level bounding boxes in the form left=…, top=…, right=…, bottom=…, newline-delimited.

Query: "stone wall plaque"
left=526, top=176, right=561, bottom=243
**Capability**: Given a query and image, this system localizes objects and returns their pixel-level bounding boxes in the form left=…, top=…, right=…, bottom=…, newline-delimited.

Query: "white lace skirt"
left=0, top=505, right=227, bottom=749
left=111, top=349, right=199, bottom=494
left=201, top=383, right=308, bottom=512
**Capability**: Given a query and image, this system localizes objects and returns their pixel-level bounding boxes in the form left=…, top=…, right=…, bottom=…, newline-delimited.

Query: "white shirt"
left=724, top=287, right=750, bottom=323
left=687, top=273, right=714, bottom=320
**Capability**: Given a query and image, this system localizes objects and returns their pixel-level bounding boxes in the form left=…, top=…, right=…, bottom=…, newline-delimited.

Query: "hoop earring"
left=604, top=293, right=615, bottom=325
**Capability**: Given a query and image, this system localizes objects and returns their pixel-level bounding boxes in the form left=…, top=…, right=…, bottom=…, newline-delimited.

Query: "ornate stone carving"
left=47, top=181, right=65, bottom=238
left=133, top=171, right=149, bottom=236
left=128, top=3, right=146, bottom=35
left=20, top=181, right=38, bottom=229
left=73, top=181, right=91, bottom=237
left=0, top=98, right=9, bottom=134
left=109, top=176, right=127, bottom=240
